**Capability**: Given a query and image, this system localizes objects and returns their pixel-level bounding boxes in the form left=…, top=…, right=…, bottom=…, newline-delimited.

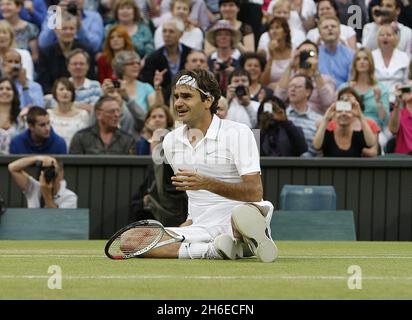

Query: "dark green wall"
left=1, top=156, right=411, bottom=240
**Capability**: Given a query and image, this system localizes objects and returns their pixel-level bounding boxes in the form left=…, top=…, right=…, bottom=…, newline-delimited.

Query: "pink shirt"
left=395, top=108, right=412, bottom=154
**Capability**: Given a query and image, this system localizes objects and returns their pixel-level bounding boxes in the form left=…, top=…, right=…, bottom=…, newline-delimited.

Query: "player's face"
left=173, top=85, right=209, bottom=126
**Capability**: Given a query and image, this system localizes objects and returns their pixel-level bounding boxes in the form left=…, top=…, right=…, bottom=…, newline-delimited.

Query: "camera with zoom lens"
left=235, top=85, right=247, bottom=97
left=112, top=79, right=121, bottom=88
left=35, top=161, right=57, bottom=183
left=217, top=61, right=228, bottom=71
left=373, top=9, right=391, bottom=17
left=67, top=2, right=78, bottom=16
left=299, top=50, right=315, bottom=69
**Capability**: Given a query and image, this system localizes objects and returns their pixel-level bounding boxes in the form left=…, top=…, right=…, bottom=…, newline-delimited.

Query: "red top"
left=97, top=55, right=114, bottom=84
left=327, top=118, right=381, bottom=134
left=394, top=108, right=412, bottom=154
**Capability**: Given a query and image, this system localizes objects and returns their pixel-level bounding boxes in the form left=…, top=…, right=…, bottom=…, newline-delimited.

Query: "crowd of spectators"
left=1, top=0, right=412, bottom=157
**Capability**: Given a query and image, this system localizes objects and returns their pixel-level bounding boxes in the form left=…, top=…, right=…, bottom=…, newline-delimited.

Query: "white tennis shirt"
left=163, top=115, right=272, bottom=231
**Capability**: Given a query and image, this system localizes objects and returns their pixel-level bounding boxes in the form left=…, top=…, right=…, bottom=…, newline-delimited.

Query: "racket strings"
left=108, top=226, right=163, bottom=257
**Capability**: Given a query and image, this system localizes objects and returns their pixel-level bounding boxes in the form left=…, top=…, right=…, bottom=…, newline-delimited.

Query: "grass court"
left=1, top=240, right=411, bottom=300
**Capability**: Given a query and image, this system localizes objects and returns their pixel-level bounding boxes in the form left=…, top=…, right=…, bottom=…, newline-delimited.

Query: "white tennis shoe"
left=231, top=204, right=278, bottom=263
left=205, top=234, right=243, bottom=260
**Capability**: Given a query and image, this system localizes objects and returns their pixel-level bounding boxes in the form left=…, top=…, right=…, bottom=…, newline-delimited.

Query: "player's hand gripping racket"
left=104, top=219, right=185, bottom=259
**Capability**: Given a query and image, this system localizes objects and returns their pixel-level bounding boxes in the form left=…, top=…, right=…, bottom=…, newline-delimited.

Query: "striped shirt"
left=287, top=106, right=322, bottom=157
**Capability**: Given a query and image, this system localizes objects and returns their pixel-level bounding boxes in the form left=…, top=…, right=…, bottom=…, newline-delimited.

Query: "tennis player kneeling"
left=106, top=69, right=277, bottom=262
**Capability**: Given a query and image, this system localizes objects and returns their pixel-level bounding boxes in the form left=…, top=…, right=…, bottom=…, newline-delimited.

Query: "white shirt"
left=267, top=0, right=316, bottom=33
left=226, top=98, right=259, bottom=128
left=372, top=48, right=410, bottom=102
left=154, top=21, right=204, bottom=50
left=307, top=24, right=356, bottom=47
left=163, top=115, right=265, bottom=227
left=362, top=22, right=412, bottom=57
left=48, top=108, right=90, bottom=148
left=16, top=48, right=34, bottom=81
left=258, top=29, right=306, bottom=52
left=24, top=176, right=78, bottom=208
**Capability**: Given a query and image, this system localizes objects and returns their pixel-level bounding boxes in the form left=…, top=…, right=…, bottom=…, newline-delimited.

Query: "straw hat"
left=206, top=20, right=241, bottom=47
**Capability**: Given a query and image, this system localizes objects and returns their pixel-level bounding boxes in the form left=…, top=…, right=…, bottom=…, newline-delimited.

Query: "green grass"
left=1, top=240, right=412, bottom=299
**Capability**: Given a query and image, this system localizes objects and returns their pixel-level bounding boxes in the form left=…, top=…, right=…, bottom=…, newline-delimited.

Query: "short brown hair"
left=52, top=77, right=76, bottom=103
left=27, top=106, right=48, bottom=126
left=114, top=0, right=142, bottom=23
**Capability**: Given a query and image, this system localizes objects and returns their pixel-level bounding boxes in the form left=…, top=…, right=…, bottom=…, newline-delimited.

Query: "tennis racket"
left=104, top=219, right=185, bottom=260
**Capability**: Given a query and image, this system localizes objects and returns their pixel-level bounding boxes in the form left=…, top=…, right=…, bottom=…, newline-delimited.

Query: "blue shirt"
left=163, top=44, right=183, bottom=81
left=318, top=44, right=354, bottom=88
left=14, top=80, right=45, bottom=109
left=9, top=128, right=67, bottom=154
left=136, top=137, right=151, bottom=155
left=0, top=0, right=47, bottom=28
left=39, top=10, right=104, bottom=53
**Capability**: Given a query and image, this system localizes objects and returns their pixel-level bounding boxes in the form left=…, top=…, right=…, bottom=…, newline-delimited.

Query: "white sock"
left=178, top=242, right=210, bottom=259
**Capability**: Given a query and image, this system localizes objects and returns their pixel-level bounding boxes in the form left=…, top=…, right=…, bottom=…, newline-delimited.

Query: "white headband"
left=175, top=75, right=214, bottom=101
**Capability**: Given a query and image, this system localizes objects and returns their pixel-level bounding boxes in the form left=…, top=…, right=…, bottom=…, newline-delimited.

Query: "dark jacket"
left=9, top=128, right=67, bottom=154
left=37, top=40, right=96, bottom=94
left=139, top=44, right=192, bottom=103
left=260, top=120, right=308, bottom=157
left=69, top=124, right=135, bottom=155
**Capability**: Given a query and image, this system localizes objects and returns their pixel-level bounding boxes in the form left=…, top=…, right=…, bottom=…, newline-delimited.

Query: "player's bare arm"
left=171, top=169, right=263, bottom=202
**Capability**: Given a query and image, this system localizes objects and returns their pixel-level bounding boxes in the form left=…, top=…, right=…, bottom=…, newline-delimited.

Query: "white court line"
left=1, top=274, right=412, bottom=281
left=1, top=254, right=412, bottom=259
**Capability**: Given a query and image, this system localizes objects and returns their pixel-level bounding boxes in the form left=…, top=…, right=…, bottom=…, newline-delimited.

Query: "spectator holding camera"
left=8, top=155, right=77, bottom=208
left=206, top=19, right=241, bottom=96
left=38, top=0, right=104, bottom=54
left=388, top=81, right=412, bottom=154
left=1, top=49, right=44, bottom=109
left=0, top=20, right=34, bottom=80
left=9, top=106, right=67, bottom=154
left=275, top=40, right=336, bottom=115
left=313, top=89, right=377, bottom=157
left=258, top=95, right=308, bottom=157
left=362, top=0, right=412, bottom=54
left=225, top=69, right=259, bottom=128
left=112, top=50, right=164, bottom=113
